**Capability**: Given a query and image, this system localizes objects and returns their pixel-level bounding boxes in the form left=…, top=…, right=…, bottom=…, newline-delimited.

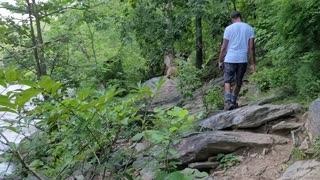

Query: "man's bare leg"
left=224, top=83, right=234, bottom=110
left=231, top=85, right=241, bottom=108
left=225, top=83, right=232, bottom=94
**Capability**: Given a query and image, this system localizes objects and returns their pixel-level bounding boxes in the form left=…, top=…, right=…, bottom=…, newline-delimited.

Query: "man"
left=218, top=11, right=256, bottom=110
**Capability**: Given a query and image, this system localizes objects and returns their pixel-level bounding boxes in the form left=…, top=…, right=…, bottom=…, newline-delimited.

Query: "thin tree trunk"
left=26, top=0, right=41, bottom=79
left=32, top=0, right=47, bottom=77
left=232, top=0, right=237, bottom=11
left=195, top=15, right=203, bottom=69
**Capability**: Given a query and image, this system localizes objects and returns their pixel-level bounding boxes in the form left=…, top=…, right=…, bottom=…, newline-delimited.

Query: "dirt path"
left=210, top=143, right=292, bottom=180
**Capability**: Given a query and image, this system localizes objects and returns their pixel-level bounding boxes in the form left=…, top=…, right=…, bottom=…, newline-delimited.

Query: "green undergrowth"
left=216, top=153, right=240, bottom=171
left=0, top=68, right=198, bottom=179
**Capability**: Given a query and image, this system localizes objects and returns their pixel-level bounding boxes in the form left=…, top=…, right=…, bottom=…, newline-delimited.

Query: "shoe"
left=232, top=101, right=239, bottom=109
left=224, top=100, right=235, bottom=111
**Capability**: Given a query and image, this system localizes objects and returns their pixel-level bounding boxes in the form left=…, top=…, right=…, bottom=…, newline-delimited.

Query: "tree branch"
left=0, top=132, right=44, bottom=180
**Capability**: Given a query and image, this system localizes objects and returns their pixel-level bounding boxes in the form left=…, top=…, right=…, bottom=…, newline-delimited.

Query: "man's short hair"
left=230, top=11, right=241, bottom=19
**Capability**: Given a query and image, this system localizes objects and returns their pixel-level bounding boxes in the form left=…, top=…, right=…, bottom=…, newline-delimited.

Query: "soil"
left=210, top=143, right=293, bottom=180
left=206, top=115, right=307, bottom=180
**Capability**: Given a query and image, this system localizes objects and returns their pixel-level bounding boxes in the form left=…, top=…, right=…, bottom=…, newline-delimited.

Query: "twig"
left=0, top=132, right=44, bottom=180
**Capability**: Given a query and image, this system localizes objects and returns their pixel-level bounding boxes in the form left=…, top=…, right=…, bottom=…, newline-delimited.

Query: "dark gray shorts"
left=224, top=62, right=247, bottom=87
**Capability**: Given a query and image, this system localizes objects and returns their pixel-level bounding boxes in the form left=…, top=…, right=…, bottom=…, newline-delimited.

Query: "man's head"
left=230, top=11, right=241, bottom=22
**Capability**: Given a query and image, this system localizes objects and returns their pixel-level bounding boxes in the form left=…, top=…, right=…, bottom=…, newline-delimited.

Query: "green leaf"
left=0, top=107, right=17, bottom=113
left=0, top=94, right=15, bottom=109
left=15, top=88, right=41, bottom=110
left=78, top=88, right=91, bottom=101
left=169, top=127, right=178, bottom=132
left=131, top=133, right=144, bottom=142
left=30, top=160, right=44, bottom=168
left=8, top=142, right=16, bottom=151
left=166, top=171, right=189, bottom=180
left=19, top=80, right=37, bottom=88
left=51, top=82, right=62, bottom=94
left=5, top=67, right=21, bottom=83
left=194, top=171, right=208, bottom=178
left=5, top=126, right=20, bottom=133
left=151, top=132, right=165, bottom=143
left=38, top=76, right=61, bottom=93
left=0, top=79, right=7, bottom=88
left=120, top=117, right=129, bottom=125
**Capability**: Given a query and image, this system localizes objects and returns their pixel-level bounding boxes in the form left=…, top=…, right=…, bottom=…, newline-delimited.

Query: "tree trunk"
left=195, top=15, right=203, bottom=69
left=232, top=0, right=237, bottom=11
left=26, top=0, right=47, bottom=79
left=32, top=0, right=47, bottom=77
left=26, top=0, right=41, bottom=79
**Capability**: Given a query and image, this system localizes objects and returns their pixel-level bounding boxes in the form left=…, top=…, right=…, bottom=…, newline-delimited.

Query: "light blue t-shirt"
left=223, top=22, right=254, bottom=63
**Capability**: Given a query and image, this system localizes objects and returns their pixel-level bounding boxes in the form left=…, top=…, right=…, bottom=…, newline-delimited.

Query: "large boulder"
left=145, top=77, right=183, bottom=110
left=278, top=160, right=320, bottom=180
left=175, top=131, right=288, bottom=164
left=306, top=99, right=320, bottom=140
left=199, top=104, right=301, bottom=130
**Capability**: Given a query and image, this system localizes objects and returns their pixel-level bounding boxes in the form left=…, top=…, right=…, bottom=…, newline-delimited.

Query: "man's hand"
left=218, top=62, right=224, bottom=70
left=249, top=64, right=256, bottom=73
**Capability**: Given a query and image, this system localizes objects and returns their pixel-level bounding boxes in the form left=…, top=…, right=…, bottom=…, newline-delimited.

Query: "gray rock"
left=175, top=131, right=288, bottom=164
left=188, top=162, right=219, bottom=169
left=272, top=121, right=303, bottom=131
left=135, top=142, right=148, bottom=153
left=278, top=160, right=320, bottom=180
left=207, top=77, right=224, bottom=88
left=298, top=138, right=310, bottom=151
left=306, top=99, right=320, bottom=140
left=145, top=77, right=183, bottom=109
left=140, top=168, right=156, bottom=180
left=183, top=90, right=206, bottom=116
left=199, top=104, right=301, bottom=130
left=249, top=96, right=280, bottom=106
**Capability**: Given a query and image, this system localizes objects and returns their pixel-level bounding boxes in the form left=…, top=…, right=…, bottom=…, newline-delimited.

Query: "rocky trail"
left=141, top=77, right=320, bottom=180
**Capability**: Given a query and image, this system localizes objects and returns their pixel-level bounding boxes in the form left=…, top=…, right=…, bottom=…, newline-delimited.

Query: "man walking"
left=218, top=11, right=256, bottom=110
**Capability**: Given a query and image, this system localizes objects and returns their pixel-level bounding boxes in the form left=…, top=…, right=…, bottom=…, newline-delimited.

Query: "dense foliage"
left=0, top=0, right=319, bottom=178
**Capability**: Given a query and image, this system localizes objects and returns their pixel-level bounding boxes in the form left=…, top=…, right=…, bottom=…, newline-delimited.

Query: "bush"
left=176, top=61, right=202, bottom=98
left=0, top=69, right=196, bottom=179
left=217, top=153, right=240, bottom=171
left=251, top=67, right=291, bottom=92
left=296, top=63, right=320, bottom=100
left=204, top=87, right=224, bottom=111
left=311, top=137, right=320, bottom=160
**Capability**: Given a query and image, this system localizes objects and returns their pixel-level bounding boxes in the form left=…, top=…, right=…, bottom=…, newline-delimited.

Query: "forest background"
left=0, top=0, right=320, bottom=179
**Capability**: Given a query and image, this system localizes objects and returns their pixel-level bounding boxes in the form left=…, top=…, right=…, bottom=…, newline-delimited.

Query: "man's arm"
left=218, top=39, right=229, bottom=68
left=248, top=38, right=256, bottom=73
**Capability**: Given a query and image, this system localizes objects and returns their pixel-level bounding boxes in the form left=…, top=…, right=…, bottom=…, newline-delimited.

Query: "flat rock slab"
left=188, top=162, right=219, bottom=169
left=278, top=160, right=320, bottom=180
left=145, top=77, right=183, bottom=109
left=175, top=131, right=288, bottom=164
left=306, top=99, right=320, bottom=140
left=272, top=121, right=303, bottom=131
left=199, top=104, right=301, bottom=130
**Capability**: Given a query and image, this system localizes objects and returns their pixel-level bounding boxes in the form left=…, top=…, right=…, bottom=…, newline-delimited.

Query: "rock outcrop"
left=175, top=131, right=288, bottom=164
left=145, top=77, right=183, bottom=110
left=279, top=160, right=320, bottom=180
left=306, top=99, right=320, bottom=140
left=199, top=104, right=301, bottom=130
left=271, top=121, right=303, bottom=131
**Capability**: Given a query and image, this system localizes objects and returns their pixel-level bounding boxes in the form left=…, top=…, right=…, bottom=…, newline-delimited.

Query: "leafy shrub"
left=216, top=153, right=240, bottom=171
left=311, top=137, right=320, bottom=160
left=0, top=68, right=196, bottom=179
left=251, top=67, right=290, bottom=92
left=176, top=61, right=202, bottom=98
left=204, top=87, right=224, bottom=111
left=290, top=147, right=306, bottom=163
left=296, top=63, right=320, bottom=100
